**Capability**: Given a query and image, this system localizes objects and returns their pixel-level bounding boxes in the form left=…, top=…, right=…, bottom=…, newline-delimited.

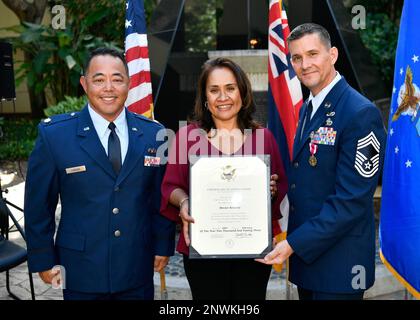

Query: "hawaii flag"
left=125, top=0, right=154, bottom=118
left=380, top=0, right=420, bottom=299
left=267, top=0, right=303, bottom=272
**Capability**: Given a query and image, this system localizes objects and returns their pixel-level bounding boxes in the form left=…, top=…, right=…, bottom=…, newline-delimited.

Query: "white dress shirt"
left=308, top=72, right=342, bottom=119
left=88, top=105, right=129, bottom=164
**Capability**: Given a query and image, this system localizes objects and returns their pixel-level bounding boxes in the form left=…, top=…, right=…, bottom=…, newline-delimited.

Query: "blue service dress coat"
left=286, top=78, right=386, bottom=293
left=24, top=105, right=175, bottom=293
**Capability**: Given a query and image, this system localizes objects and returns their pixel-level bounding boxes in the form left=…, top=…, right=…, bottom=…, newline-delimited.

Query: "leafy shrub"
left=44, top=96, right=87, bottom=117
left=5, top=22, right=119, bottom=104
left=0, top=94, right=87, bottom=160
left=2, top=0, right=158, bottom=113
left=359, top=13, right=399, bottom=89
left=0, top=118, right=39, bottom=160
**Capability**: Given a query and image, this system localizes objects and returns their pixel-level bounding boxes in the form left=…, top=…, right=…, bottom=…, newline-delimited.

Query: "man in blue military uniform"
left=24, top=48, right=175, bottom=300
left=260, top=24, right=386, bottom=300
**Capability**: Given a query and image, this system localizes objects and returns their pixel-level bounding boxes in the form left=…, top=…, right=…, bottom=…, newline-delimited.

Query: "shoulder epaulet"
left=41, top=111, right=79, bottom=126
left=133, top=113, right=163, bottom=127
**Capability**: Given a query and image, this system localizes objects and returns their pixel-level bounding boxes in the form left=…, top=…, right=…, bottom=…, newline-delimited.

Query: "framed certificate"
left=189, top=155, right=272, bottom=259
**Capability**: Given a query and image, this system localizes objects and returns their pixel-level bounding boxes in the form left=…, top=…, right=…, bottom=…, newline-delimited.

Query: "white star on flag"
left=405, top=160, right=412, bottom=168
left=393, top=86, right=396, bottom=94
left=413, top=54, right=419, bottom=63
left=395, top=146, right=399, bottom=154
left=390, top=128, right=394, bottom=136
left=400, top=67, right=404, bottom=75
left=125, top=19, right=132, bottom=28
left=126, top=2, right=129, bottom=9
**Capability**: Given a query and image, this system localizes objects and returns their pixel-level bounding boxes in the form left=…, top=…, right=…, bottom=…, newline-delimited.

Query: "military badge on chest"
left=144, top=147, right=161, bottom=167
left=308, top=142, right=318, bottom=166
left=308, top=129, right=338, bottom=167
left=306, top=101, right=338, bottom=167
left=311, top=127, right=337, bottom=146
left=308, top=125, right=337, bottom=167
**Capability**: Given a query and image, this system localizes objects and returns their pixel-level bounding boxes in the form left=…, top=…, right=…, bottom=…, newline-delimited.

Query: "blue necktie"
left=108, top=122, right=122, bottom=174
left=300, top=100, right=313, bottom=141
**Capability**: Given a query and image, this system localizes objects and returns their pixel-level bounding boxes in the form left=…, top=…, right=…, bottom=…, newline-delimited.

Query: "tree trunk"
left=2, top=0, right=48, bottom=118
left=2, top=0, right=48, bottom=24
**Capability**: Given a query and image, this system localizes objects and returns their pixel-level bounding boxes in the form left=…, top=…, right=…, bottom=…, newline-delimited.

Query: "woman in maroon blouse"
left=160, top=57, right=287, bottom=300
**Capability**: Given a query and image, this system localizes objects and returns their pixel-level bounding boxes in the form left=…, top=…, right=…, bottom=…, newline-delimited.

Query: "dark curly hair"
left=189, top=57, right=260, bottom=132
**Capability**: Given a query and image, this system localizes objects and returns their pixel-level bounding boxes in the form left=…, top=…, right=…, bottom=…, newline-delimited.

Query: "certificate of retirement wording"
left=189, top=155, right=271, bottom=259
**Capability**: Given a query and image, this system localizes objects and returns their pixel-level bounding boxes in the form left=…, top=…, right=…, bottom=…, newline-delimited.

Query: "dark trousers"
left=297, top=287, right=365, bottom=300
left=183, top=255, right=272, bottom=300
left=63, top=282, right=154, bottom=300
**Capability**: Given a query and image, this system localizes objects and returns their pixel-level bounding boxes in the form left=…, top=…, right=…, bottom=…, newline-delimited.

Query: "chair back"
left=0, top=197, right=10, bottom=238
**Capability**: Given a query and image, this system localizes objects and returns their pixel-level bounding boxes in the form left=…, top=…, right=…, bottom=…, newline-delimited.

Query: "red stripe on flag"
left=129, top=71, right=152, bottom=89
left=127, top=94, right=153, bottom=115
left=125, top=46, right=150, bottom=63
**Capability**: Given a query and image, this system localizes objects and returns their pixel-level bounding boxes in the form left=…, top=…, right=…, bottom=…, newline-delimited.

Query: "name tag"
left=65, top=165, right=86, bottom=174
left=144, top=156, right=161, bottom=167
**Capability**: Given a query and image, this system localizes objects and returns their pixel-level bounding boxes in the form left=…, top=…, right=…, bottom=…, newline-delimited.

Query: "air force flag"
left=380, top=0, right=420, bottom=299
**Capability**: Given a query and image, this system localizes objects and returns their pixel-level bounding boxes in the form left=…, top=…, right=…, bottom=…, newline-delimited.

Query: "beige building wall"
left=0, top=2, right=50, bottom=114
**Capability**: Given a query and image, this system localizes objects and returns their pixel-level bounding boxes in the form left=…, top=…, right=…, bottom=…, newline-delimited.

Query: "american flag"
left=267, top=0, right=303, bottom=272
left=125, top=0, right=154, bottom=119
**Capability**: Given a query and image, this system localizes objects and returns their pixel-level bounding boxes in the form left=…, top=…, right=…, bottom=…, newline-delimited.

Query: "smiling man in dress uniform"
left=259, top=23, right=386, bottom=300
left=24, top=47, right=175, bottom=300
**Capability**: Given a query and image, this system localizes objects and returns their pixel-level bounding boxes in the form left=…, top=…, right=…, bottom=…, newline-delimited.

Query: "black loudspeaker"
left=0, top=42, right=16, bottom=100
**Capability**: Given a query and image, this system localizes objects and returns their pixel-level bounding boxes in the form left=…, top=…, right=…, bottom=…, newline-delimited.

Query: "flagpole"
left=285, top=258, right=291, bottom=300
left=247, top=0, right=251, bottom=49
left=160, top=269, right=168, bottom=300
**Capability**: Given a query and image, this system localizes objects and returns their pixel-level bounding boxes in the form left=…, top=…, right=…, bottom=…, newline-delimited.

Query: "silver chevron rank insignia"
left=355, top=132, right=380, bottom=178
